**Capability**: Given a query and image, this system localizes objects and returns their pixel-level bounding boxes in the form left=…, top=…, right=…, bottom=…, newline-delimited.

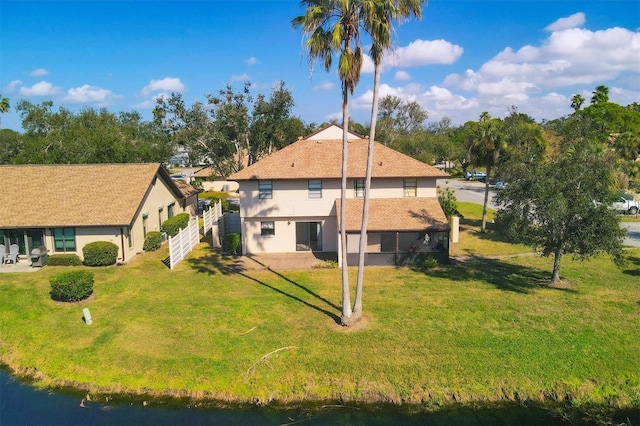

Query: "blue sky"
left=1, top=0, right=639, bottom=133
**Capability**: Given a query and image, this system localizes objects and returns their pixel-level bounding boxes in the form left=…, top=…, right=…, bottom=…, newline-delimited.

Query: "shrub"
left=143, top=231, right=163, bottom=251
left=224, top=233, right=241, bottom=255
left=83, top=241, right=119, bottom=266
left=47, top=254, right=82, bottom=266
left=438, top=185, right=460, bottom=219
left=161, top=213, right=191, bottom=237
left=50, top=270, right=94, bottom=302
left=420, top=256, right=439, bottom=269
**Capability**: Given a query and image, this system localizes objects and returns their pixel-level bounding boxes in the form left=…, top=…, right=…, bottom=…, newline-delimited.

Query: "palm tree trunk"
left=353, top=61, right=382, bottom=319
left=340, top=84, right=352, bottom=325
left=481, top=164, right=491, bottom=233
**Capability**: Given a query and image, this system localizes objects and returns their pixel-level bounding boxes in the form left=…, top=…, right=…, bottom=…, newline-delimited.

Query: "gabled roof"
left=0, top=163, right=184, bottom=228
left=229, top=138, right=448, bottom=181
left=303, top=124, right=364, bottom=141
left=337, top=198, right=449, bottom=232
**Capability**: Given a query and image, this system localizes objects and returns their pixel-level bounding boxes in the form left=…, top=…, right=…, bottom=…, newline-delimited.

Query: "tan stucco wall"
left=236, top=177, right=437, bottom=255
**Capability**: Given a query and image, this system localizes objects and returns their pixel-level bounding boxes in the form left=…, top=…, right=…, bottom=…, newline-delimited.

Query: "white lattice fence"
left=168, top=219, right=200, bottom=270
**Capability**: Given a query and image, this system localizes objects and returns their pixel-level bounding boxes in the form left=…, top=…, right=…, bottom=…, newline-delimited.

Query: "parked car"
left=464, top=170, right=487, bottom=181
left=611, top=193, right=640, bottom=215
left=494, top=181, right=508, bottom=190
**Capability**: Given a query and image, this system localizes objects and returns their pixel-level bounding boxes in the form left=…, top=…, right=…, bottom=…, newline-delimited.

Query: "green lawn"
left=0, top=208, right=639, bottom=421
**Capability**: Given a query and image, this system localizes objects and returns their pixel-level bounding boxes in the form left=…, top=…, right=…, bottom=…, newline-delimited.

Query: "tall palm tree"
left=570, top=93, right=585, bottom=113
left=591, top=85, right=609, bottom=105
left=467, top=112, right=504, bottom=233
left=293, top=0, right=364, bottom=325
left=353, top=0, right=425, bottom=320
left=0, top=95, right=9, bottom=127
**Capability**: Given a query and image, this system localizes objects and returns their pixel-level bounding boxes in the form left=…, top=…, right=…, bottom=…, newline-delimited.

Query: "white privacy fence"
left=168, top=201, right=223, bottom=270
left=203, top=201, right=222, bottom=235
left=168, top=219, right=200, bottom=270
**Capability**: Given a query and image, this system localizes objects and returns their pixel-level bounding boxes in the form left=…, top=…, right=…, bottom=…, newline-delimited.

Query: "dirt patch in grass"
left=330, top=314, right=372, bottom=333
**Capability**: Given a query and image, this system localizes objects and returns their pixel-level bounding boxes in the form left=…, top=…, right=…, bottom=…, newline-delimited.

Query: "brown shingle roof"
left=228, top=138, right=448, bottom=181
left=336, top=198, right=449, bottom=232
left=0, top=163, right=178, bottom=228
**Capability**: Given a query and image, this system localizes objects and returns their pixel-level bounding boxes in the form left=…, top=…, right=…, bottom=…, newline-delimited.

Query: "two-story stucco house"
left=0, top=163, right=198, bottom=263
left=228, top=125, right=450, bottom=266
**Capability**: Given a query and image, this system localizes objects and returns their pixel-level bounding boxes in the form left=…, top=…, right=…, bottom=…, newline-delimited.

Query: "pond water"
left=0, top=368, right=590, bottom=425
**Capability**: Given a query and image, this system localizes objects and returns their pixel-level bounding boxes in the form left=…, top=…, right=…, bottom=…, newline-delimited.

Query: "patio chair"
left=0, top=244, right=4, bottom=266
left=6, top=244, right=19, bottom=264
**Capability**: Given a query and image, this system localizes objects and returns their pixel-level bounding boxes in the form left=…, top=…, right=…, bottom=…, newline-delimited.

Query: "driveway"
left=621, top=222, right=640, bottom=248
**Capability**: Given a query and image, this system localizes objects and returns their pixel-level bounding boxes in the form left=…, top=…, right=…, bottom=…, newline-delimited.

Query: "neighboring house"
left=228, top=125, right=450, bottom=266
left=0, top=163, right=198, bottom=262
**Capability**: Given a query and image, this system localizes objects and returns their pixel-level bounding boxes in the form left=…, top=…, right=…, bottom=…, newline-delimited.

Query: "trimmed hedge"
left=50, top=270, right=94, bottom=302
left=161, top=213, right=190, bottom=237
left=47, top=254, right=82, bottom=266
left=225, top=233, right=241, bottom=255
left=143, top=231, right=163, bottom=251
left=83, top=241, right=119, bottom=266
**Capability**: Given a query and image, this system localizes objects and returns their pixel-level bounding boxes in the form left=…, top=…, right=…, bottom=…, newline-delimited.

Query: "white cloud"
left=19, top=81, right=61, bottom=97
left=384, top=39, right=464, bottom=68
left=313, top=80, right=335, bottom=91
left=230, top=73, right=250, bottom=82
left=395, top=71, right=411, bottom=81
left=444, top=25, right=640, bottom=99
left=141, top=77, right=186, bottom=96
left=64, top=85, right=120, bottom=104
left=545, top=12, right=585, bottom=32
left=29, top=68, right=49, bottom=77
left=360, top=39, right=463, bottom=74
left=5, top=80, right=22, bottom=93
left=245, top=57, right=258, bottom=65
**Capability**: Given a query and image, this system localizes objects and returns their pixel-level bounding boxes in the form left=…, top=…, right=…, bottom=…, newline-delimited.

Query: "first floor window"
left=53, top=228, right=76, bottom=252
left=403, top=178, right=417, bottom=197
left=354, top=179, right=365, bottom=198
left=259, top=181, right=273, bottom=199
left=260, top=221, right=275, bottom=236
left=167, top=203, right=175, bottom=218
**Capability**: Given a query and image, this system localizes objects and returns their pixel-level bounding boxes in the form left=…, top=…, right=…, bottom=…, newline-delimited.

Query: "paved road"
left=438, top=178, right=640, bottom=248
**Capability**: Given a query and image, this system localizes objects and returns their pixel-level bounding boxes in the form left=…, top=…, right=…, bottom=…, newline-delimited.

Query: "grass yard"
left=0, top=204, right=639, bottom=422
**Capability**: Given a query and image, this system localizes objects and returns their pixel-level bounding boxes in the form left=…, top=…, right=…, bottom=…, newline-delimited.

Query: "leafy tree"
left=495, top=117, right=625, bottom=283
left=250, top=81, right=296, bottom=161
left=465, top=112, right=505, bottom=232
left=570, top=93, right=585, bottom=113
left=13, top=100, right=173, bottom=164
left=293, top=0, right=366, bottom=325
left=0, top=129, right=22, bottom=164
left=377, top=94, right=428, bottom=145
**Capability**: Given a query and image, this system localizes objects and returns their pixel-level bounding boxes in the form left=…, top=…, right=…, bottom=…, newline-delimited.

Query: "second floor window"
left=308, top=180, right=322, bottom=198
left=259, top=181, right=273, bottom=199
left=354, top=179, right=365, bottom=198
left=403, top=178, right=417, bottom=197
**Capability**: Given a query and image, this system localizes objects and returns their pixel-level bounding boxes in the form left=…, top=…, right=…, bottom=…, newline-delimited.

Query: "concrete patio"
left=0, top=257, right=42, bottom=273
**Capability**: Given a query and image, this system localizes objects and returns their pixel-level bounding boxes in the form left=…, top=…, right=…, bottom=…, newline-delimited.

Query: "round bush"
left=143, top=231, right=163, bottom=251
left=47, top=253, right=82, bottom=266
left=83, top=241, right=119, bottom=266
left=161, top=213, right=191, bottom=237
left=50, top=270, right=94, bottom=302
